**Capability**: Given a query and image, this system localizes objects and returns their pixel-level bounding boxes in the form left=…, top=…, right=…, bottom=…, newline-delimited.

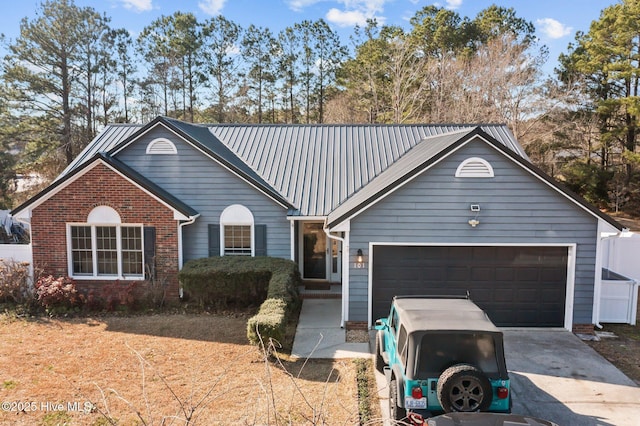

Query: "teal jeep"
left=374, top=296, right=511, bottom=424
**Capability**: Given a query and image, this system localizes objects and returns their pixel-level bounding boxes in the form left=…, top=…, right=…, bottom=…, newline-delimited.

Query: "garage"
left=371, top=245, right=568, bottom=327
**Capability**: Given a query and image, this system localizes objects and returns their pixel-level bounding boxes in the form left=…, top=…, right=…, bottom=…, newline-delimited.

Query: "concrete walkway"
left=291, top=298, right=371, bottom=359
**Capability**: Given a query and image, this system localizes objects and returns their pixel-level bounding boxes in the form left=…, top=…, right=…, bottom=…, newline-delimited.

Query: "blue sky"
left=0, top=0, right=616, bottom=77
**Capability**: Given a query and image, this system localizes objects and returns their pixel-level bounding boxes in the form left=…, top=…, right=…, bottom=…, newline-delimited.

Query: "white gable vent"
left=146, top=138, right=177, bottom=155
left=455, top=157, right=494, bottom=178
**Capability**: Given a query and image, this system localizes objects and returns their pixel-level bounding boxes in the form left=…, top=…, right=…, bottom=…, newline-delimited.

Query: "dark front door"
left=302, top=222, right=327, bottom=279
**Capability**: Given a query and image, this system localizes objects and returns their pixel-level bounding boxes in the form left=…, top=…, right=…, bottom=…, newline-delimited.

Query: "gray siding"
left=348, top=138, right=598, bottom=325
left=116, top=128, right=290, bottom=262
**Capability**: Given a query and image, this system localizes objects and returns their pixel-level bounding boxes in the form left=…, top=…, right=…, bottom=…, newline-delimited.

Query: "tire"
left=374, top=332, right=385, bottom=373
left=436, top=364, right=492, bottom=412
left=389, top=377, right=407, bottom=422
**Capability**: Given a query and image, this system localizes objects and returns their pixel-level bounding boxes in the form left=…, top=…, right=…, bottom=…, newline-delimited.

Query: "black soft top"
left=393, top=297, right=502, bottom=335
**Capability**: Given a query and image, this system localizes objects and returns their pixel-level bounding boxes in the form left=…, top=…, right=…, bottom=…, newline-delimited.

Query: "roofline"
left=107, top=117, right=294, bottom=210
left=327, top=127, right=624, bottom=231
left=326, top=127, right=486, bottom=228
left=11, top=153, right=199, bottom=221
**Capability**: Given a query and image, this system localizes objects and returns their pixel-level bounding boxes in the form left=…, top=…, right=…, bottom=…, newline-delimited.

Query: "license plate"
left=405, top=397, right=426, bottom=409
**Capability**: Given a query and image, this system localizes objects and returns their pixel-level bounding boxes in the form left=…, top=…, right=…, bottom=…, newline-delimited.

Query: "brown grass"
left=0, top=312, right=359, bottom=425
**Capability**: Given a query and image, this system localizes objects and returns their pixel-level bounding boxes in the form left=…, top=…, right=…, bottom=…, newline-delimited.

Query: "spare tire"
left=437, top=364, right=492, bottom=412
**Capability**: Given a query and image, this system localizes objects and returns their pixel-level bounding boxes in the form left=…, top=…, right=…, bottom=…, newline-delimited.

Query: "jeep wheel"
left=437, top=364, right=492, bottom=412
left=389, top=377, right=406, bottom=421
left=374, top=332, right=385, bottom=373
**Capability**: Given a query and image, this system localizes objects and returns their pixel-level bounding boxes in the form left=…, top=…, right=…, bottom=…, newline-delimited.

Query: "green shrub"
left=179, top=256, right=301, bottom=346
left=247, top=298, right=288, bottom=345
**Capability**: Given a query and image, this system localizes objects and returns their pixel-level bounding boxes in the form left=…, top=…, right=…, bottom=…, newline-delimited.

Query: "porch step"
left=298, top=282, right=341, bottom=299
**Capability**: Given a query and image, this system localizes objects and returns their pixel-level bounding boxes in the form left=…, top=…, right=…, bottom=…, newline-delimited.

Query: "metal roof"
left=58, top=119, right=524, bottom=217
left=208, top=124, right=523, bottom=216
left=326, top=127, right=479, bottom=227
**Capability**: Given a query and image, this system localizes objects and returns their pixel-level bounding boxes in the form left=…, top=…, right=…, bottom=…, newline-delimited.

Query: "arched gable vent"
left=455, top=157, right=494, bottom=178
left=146, top=138, right=177, bottom=155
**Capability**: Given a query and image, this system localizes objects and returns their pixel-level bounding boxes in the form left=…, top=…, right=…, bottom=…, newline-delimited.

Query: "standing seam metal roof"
left=58, top=119, right=523, bottom=217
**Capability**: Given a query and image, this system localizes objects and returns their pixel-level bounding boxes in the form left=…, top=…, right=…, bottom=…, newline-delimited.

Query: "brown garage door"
left=371, top=245, right=568, bottom=327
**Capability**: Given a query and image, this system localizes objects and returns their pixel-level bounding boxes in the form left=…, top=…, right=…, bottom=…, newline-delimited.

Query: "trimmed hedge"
left=178, top=256, right=301, bottom=345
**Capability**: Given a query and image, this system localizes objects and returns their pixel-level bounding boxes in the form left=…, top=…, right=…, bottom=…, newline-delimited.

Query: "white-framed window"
left=220, top=204, right=254, bottom=256
left=67, top=206, right=144, bottom=279
left=455, top=157, right=495, bottom=178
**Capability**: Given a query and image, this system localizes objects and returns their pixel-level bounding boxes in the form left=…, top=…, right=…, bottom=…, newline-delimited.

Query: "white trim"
left=330, top=135, right=620, bottom=231
left=146, top=138, right=177, bottom=155
left=111, top=121, right=290, bottom=210
left=323, top=223, right=348, bottom=327
left=342, top=227, right=350, bottom=326
left=287, top=216, right=327, bottom=221
left=367, top=242, right=576, bottom=330
left=13, top=159, right=193, bottom=222
left=455, top=157, right=494, bottom=177
left=593, top=220, right=606, bottom=327
left=290, top=220, right=295, bottom=261
left=66, top=222, right=145, bottom=280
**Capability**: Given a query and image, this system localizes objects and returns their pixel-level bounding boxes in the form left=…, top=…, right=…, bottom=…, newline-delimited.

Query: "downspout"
left=593, top=220, right=606, bottom=329
left=324, top=221, right=347, bottom=328
left=178, top=215, right=199, bottom=298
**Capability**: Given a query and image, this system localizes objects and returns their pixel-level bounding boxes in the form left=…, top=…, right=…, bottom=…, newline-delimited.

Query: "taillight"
left=411, top=386, right=423, bottom=399
left=497, top=386, right=509, bottom=399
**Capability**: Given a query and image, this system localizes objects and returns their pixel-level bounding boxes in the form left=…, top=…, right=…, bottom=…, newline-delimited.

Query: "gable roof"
left=26, top=116, right=622, bottom=231
left=12, top=152, right=199, bottom=221
left=55, top=119, right=523, bottom=217
left=327, top=127, right=624, bottom=231
left=108, top=117, right=293, bottom=209
left=327, top=127, right=479, bottom=227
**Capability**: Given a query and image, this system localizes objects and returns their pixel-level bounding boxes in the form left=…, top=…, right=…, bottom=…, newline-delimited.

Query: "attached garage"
left=371, top=245, right=569, bottom=327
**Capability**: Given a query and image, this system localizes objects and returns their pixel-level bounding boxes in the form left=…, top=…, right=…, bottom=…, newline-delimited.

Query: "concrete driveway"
left=504, top=329, right=640, bottom=426
left=375, top=329, right=640, bottom=426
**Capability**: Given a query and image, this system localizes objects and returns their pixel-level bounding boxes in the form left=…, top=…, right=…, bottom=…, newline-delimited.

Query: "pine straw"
left=0, top=313, right=359, bottom=425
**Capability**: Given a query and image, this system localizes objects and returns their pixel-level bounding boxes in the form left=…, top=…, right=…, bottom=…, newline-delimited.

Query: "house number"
left=354, top=262, right=366, bottom=269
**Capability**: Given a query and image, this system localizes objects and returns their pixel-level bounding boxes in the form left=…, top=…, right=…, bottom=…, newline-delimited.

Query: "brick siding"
left=31, top=162, right=181, bottom=302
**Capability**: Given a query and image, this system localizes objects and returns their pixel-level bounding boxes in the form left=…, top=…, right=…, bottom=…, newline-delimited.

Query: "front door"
left=302, top=222, right=327, bottom=280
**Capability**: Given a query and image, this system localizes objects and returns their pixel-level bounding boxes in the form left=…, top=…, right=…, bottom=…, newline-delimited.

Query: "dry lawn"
left=0, top=312, right=360, bottom=425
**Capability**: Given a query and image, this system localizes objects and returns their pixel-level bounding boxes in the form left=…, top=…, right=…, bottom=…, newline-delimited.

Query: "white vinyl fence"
left=600, top=233, right=640, bottom=325
left=0, top=243, right=32, bottom=264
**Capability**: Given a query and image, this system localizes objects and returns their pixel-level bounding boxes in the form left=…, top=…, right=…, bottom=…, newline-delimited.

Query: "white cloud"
left=120, top=0, right=152, bottom=12
left=326, top=8, right=368, bottom=27
left=287, top=0, right=324, bottom=12
left=198, top=0, right=227, bottom=16
left=322, top=0, right=388, bottom=27
left=536, top=18, right=572, bottom=39
left=445, top=0, right=462, bottom=9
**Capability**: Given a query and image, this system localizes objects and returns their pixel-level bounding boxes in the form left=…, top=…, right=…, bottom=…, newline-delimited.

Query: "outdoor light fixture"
left=357, top=249, right=363, bottom=263
left=469, top=204, right=480, bottom=227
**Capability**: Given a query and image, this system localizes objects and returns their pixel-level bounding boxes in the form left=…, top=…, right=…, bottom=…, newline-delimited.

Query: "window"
left=224, top=225, right=252, bottom=255
left=220, top=204, right=254, bottom=257
left=68, top=206, right=144, bottom=279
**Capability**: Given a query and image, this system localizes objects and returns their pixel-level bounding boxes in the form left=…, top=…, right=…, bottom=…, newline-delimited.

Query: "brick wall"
left=31, top=162, right=181, bottom=302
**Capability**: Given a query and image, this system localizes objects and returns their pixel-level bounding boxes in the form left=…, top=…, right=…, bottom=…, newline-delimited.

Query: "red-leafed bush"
left=34, top=275, right=83, bottom=314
